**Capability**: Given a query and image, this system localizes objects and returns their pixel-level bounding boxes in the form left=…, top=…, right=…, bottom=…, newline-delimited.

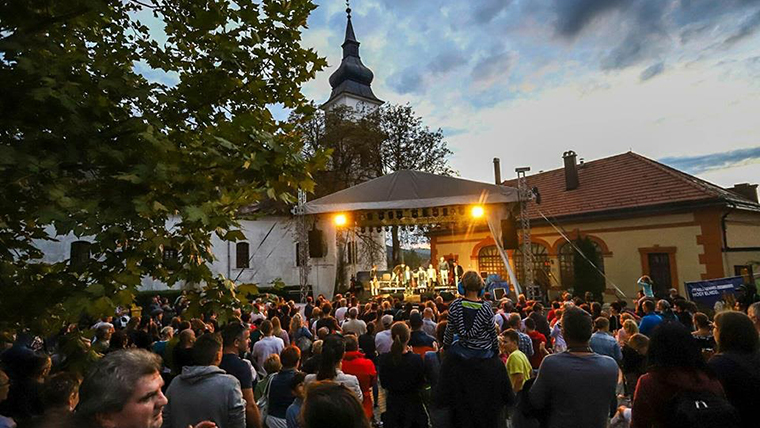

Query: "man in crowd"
left=341, top=308, right=367, bottom=336
left=638, top=300, right=663, bottom=337
left=265, top=346, right=301, bottom=428
left=220, top=323, right=261, bottom=428
left=374, top=315, right=394, bottom=355
left=163, top=334, right=245, bottom=428
left=529, top=307, right=619, bottom=428
left=75, top=349, right=214, bottom=428
left=502, top=329, right=532, bottom=393
left=422, top=308, right=437, bottom=337
left=251, top=320, right=284, bottom=371
left=507, top=313, right=534, bottom=357
left=408, top=312, right=437, bottom=353
left=528, top=303, right=552, bottom=341
left=589, top=317, right=622, bottom=363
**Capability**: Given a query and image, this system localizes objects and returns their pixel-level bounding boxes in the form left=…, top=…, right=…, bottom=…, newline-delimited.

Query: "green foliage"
left=572, top=237, right=606, bottom=300
left=0, top=0, right=328, bottom=335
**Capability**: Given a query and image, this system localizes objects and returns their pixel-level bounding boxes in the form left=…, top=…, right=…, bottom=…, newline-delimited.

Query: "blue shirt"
left=286, top=398, right=302, bottom=428
left=639, top=313, right=663, bottom=337
left=589, top=332, right=622, bottom=362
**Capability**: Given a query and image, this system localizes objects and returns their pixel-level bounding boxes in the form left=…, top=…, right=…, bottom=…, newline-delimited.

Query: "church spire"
left=323, top=1, right=383, bottom=109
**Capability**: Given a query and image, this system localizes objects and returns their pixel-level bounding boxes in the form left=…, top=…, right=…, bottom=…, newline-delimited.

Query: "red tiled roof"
left=502, top=151, right=758, bottom=221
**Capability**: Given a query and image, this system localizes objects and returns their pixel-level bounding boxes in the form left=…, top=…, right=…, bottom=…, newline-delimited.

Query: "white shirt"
left=422, top=318, right=437, bottom=337
left=252, top=335, right=285, bottom=369
left=335, top=307, right=348, bottom=323
left=305, top=370, right=363, bottom=401
left=342, top=318, right=367, bottom=336
left=375, top=329, right=393, bottom=354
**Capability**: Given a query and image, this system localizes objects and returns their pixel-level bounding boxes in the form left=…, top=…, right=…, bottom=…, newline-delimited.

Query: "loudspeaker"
left=308, top=229, right=326, bottom=258
left=501, top=218, right=519, bottom=250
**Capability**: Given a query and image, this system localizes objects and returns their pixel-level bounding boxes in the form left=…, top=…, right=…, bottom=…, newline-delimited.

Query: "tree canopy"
left=0, top=0, right=328, bottom=333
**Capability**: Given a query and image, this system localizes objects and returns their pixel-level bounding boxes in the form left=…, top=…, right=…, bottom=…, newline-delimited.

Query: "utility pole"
left=516, top=167, right=540, bottom=301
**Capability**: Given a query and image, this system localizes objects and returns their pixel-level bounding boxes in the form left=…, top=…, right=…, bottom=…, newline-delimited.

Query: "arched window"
left=558, top=239, right=605, bottom=289
left=236, top=242, right=250, bottom=269
left=514, top=243, right=551, bottom=288
left=478, top=245, right=508, bottom=281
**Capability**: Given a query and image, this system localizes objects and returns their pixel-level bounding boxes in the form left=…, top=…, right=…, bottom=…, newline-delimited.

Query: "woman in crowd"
left=708, top=311, right=760, bottom=428
left=301, top=382, right=370, bottom=428
left=272, top=316, right=291, bottom=347
left=289, top=314, right=313, bottom=355
left=616, top=319, right=639, bottom=348
left=305, top=335, right=362, bottom=400
left=378, top=322, right=428, bottom=428
left=630, top=322, right=725, bottom=428
left=621, top=333, right=648, bottom=397
left=691, top=312, right=716, bottom=352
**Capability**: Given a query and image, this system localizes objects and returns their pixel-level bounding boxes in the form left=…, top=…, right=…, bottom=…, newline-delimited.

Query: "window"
left=514, top=243, right=551, bottom=288
left=735, top=265, right=754, bottom=285
left=236, top=242, right=250, bottom=269
left=477, top=245, right=509, bottom=280
left=70, top=241, right=91, bottom=267
left=558, top=240, right=605, bottom=289
left=163, top=247, right=178, bottom=261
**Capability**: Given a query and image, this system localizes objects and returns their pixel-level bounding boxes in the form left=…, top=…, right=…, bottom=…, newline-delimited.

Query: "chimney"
left=563, top=150, right=579, bottom=190
left=729, top=183, right=758, bottom=203
left=493, top=158, right=501, bottom=184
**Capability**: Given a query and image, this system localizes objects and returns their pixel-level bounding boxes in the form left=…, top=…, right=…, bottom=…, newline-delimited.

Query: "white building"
left=37, top=9, right=386, bottom=299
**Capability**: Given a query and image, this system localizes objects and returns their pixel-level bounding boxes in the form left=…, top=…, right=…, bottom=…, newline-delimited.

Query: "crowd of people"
left=1, top=272, right=759, bottom=428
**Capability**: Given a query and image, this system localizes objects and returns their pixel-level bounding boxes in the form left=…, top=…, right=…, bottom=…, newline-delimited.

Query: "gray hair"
left=77, top=349, right=162, bottom=419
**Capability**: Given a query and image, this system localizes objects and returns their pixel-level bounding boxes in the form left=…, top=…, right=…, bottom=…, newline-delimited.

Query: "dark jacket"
left=163, top=366, right=245, bottom=428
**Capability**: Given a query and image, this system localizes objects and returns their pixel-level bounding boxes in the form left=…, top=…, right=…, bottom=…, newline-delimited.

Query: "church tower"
left=322, top=4, right=383, bottom=112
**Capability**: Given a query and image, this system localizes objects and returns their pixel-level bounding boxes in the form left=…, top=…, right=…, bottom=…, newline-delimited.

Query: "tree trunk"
left=391, top=225, right=401, bottom=267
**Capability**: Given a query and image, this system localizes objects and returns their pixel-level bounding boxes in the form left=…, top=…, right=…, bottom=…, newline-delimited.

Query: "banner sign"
left=684, top=276, right=744, bottom=307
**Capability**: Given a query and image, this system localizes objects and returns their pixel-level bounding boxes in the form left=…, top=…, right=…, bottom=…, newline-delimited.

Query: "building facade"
left=431, top=151, right=760, bottom=299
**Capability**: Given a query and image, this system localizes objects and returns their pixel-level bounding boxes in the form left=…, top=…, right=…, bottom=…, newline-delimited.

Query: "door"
left=647, top=253, right=672, bottom=297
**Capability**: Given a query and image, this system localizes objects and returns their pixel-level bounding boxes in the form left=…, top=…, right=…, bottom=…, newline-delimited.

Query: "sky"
left=298, top=0, right=760, bottom=188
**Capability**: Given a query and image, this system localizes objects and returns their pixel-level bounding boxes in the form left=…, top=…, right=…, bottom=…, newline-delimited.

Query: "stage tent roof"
left=302, top=170, right=520, bottom=215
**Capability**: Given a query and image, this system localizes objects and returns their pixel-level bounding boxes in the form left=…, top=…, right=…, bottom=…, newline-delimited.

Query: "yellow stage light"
left=471, top=205, right=485, bottom=219
left=334, top=213, right=348, bottom=227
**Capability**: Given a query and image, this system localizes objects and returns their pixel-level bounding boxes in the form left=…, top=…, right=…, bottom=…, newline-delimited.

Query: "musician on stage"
left=438, top=256, right=449, bottom=287
left=370, top=264, right=379, bottom=296
left=426, top=264, right=437, bottom=292
left=404, top=265, right=413, bottom=295
left=416, top=266, right=427, bottom=292
left=453, top=261, right=464, bottom=286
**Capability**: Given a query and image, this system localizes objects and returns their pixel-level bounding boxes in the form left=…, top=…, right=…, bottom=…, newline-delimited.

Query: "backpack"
left=665, top=390, right=740, bottom=428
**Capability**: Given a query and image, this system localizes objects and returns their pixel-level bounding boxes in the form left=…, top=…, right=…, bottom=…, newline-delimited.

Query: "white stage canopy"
left=302, top=170, right=520, bottom=214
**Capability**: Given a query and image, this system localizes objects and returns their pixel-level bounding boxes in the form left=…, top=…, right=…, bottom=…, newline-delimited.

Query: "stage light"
left=471, top=205, right=485, bottom=219
left=334, top=214, right=347, bottom=227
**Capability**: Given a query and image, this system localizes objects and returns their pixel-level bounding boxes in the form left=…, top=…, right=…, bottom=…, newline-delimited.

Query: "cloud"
left=428, top=49, right=467, bottom=74
left=660, top=146, right=760, bottom=174
left=471, top=51, right=517, bottom=90
left=553, top=0, right=626, bottom=38
left=723, top=10, right=760, bottom=47
left=472, top=0, right=513, bottom=24
left=640, top=62, right=665, bottom=81
left=387, top=66, right=425, bottom=94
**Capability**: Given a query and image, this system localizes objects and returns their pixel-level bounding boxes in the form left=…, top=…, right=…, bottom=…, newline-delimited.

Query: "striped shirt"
left=443, top=298, right=498, bottom=352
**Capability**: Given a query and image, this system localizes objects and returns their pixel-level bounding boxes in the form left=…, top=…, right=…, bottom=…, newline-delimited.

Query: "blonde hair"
left=623, top=319, right=639, bottom=337
left=311, top=340, right=324, bottom=355
left=263, top=353, right=282, bottom=374
left=272, top=316, right=283, bottom=336
left=289, top=314, right=303, bottom=337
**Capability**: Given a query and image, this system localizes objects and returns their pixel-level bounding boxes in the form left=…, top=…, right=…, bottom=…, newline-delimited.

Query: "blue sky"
left=299, top=0, right=760, bottom=188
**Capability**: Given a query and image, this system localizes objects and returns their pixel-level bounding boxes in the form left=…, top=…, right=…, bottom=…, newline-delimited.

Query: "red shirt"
left=342, top=351, right=377, bottom=419
left=527, top=330, right=547, bottom=369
